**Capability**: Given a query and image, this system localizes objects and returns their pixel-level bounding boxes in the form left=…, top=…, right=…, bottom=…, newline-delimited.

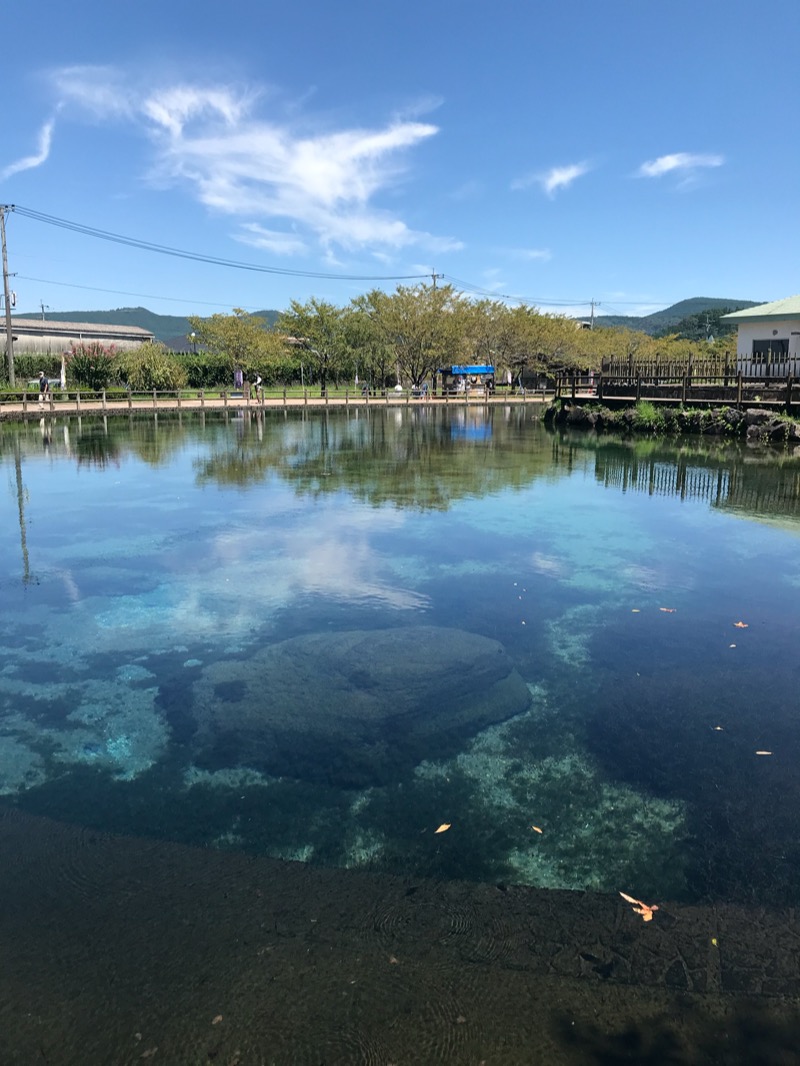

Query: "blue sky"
left=2, top=0, right=797, bottom=321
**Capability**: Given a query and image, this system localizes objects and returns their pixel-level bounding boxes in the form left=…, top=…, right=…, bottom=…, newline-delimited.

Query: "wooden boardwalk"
left=0, top=387, right=552, bottom=422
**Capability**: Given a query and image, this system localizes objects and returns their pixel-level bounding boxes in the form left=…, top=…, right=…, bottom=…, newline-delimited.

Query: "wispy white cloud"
left=637, top=152, right=724, bottom=178
left=503, top=247, right=552, bottom=262
left=512, top=161, right=591, bottom=197
left=234, top=223, right=308, bottom=256
left=1, top=116, right=58, bottom=181
left=45, top=66, right=461, bottom=256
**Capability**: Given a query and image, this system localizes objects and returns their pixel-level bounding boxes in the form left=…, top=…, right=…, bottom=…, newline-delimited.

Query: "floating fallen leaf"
left=733, top=621, right=749, bottom=628
left=659, top=607, right=676, bottom=613
left=755, top=751, right=773, bottom=756
left=619, top=891, right=659, bottom=922
left=388, top=955, right=399, bottom=964
left=521, top=620, right=526, bottom=625
left=434, top=823, right=451, bottom=834
left=531, top=825, right=543, bottom=834
left=212, top=1015, right=223, bottom=1025
left=712, top=726, right=724, bottom=731
left=711, top=937, right=718, bottom=947
left=729, top=644, right=736, bottom=648
left=631, top=609, right=640, bottom=613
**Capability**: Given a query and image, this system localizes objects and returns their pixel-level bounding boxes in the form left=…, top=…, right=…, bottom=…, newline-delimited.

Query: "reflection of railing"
left=555, top=371, right=799, bottom=412
left=592, top=448, right=800, bottom=515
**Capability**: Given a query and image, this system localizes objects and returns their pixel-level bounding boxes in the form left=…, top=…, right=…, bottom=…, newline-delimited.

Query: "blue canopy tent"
left=439, top=364, right=495, bottom=393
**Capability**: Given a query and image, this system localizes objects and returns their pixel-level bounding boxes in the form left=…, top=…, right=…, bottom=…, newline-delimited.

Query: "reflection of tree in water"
left=194, top=407, right=566, bottom=509
left=74, top=423, right=122, bottom=468
left=123, top=415, right=187, bottom=467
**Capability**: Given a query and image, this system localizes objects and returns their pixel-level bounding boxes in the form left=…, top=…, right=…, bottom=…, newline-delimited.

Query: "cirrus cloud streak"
left=41, top=67, right=461, bottom=257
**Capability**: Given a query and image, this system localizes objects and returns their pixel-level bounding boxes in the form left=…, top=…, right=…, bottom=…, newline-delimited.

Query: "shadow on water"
left=554, top=1002, right=800, bottom=1065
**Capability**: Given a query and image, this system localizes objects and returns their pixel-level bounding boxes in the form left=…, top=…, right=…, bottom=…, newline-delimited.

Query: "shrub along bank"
left=546, top=401, right=800, bottom=444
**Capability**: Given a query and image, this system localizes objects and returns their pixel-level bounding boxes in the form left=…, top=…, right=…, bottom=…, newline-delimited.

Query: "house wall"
left=736, top=318, right=800, bottom=377
left=9, top=330, right=152, bottom=355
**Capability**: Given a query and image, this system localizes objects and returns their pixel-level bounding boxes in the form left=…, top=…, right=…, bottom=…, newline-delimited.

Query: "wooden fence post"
left=22, top=391, right=27, bottom=414
left=223, top=390, right=228, bottom=410
left=200, top=389, right=205, bottom=409
left=304, top=388, right=308, bottom=406
left=597, top=374, right=603, bottom=402
left=102, top=389, right=107, bottom=413
left=786, top=375, right=793, bottom=415
left=681, top=376, right=687, bottom=405
left=76, top=391, right=81, bottom=413
left=128, top=388, right=132, bottom=411
left=636, top=374, right=642, bottom=402
left=736, top=372, right=743, bottom=407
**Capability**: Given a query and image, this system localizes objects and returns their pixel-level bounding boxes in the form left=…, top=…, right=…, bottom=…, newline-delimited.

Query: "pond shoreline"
left=546, top=401, right=800, bottom=443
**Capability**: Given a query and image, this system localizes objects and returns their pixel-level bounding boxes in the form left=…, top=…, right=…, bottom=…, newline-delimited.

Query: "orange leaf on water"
left=733, top=621, right=749, bottom=628
left=619, top=891, right=659, bottom=922
left=659, top=607, right=676, bottom=613
left=755, top=751, right=773, bottom=756
left=531, top=825, right=543, bottom=834
left=434, top=823, right=451, bottom=834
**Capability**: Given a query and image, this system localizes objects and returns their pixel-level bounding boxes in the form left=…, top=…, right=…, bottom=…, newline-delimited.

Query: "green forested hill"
left=596, top=297, right=760, bottom=334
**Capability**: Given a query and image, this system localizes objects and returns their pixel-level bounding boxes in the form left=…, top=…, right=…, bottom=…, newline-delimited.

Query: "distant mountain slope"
left=15, top=298, right=761, bottom=344
left=596, top=297, right=761, bottom=334
left=13, top=306, right=281, bottom=345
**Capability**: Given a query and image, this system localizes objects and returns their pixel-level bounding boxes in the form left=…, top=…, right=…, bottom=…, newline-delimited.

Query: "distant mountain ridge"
left=14, top=298, right=761, bottom=345
left=595, top=297, right=760, bottom=334
left=13, top=306, right=280, bottom=346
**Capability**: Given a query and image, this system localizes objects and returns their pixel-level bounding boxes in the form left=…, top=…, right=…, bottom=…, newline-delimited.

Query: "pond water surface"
left=2, top=406, right=800, bottom=1062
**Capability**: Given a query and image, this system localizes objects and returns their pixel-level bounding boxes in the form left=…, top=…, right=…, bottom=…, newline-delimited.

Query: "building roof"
left=721, top=296, right=800, bottom=323
left=10, top=318, right=154, bottom=338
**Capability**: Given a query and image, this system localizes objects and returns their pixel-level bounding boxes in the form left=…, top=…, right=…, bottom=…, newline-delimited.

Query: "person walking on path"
left=38, top=371, right=49, bottom=407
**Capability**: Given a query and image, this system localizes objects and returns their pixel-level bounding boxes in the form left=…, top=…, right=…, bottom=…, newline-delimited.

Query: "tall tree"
left=276, top=298, right=347, bottom=391
left=187, top=309, right=283, bottom=371
left=370, top=283, right=467, bottom=387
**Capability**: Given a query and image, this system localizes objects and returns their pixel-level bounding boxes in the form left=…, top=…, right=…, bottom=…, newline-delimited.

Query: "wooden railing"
left=555, top=371, right=799, bottom=412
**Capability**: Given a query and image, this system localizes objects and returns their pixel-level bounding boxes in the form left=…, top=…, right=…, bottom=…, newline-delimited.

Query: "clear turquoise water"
left=2, top=406, right=800, bottom=905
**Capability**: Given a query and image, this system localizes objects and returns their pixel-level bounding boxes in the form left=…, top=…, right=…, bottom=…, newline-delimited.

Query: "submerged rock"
left=191, top=627, right=530, bottom=786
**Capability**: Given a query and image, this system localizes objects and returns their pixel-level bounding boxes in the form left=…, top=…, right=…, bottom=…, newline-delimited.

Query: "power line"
left=443, top=274, right=591, bottom=306
left=15, top=274, right=268, bottom=312
left=13, top=205, right=433, bottom=283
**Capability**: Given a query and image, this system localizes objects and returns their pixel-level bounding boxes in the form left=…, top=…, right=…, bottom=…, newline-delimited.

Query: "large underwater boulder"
left=191, top=626, right=530, bottom=787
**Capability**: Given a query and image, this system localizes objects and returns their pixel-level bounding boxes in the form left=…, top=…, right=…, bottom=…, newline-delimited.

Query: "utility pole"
left=1, top=205, right=15, bottom=386
left=590, top=299, right=597, bottom=330
left=40, top=301, right=49, bottom=321
left=431, top=271, right=444, bottom=291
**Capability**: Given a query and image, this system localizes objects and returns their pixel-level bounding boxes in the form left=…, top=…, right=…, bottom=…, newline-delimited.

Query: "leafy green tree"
left=345, top=291, right=398, bottom=389
left=368, top=283, right=467, bottom=387
left=276, top=298, right=347, bottom=391
left=187, top=309, right=284, bottom=375
left=118, top=342, right=187, bottom=391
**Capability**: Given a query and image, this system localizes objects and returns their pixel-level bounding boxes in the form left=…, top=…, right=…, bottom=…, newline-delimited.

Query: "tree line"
left=16, top=283, right=737, bottom=392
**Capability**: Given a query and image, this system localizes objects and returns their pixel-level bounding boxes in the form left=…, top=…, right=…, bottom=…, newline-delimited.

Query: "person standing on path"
left=38, top=371, right=49, bottom=407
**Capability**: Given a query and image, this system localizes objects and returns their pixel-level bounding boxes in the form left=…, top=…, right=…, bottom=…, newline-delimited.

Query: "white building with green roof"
left=721, top=296, right=800, bottom=377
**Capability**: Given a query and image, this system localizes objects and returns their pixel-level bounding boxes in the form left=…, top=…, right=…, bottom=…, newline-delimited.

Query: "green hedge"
left=2, top=354, right=63, bottom=384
